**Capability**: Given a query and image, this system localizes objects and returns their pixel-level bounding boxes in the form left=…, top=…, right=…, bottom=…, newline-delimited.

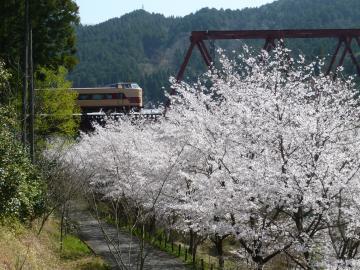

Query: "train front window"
left=131, top=83, right=140, bottom=89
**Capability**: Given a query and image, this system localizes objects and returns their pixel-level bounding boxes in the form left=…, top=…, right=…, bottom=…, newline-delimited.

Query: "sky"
left=75, top=0, right=275, bottom=25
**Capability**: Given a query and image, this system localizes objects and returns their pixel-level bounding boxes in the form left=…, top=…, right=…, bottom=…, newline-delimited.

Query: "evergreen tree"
left=0, top=0, right=79, bottom=71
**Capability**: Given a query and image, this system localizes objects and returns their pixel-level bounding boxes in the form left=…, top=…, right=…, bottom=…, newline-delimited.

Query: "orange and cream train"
left=72, top=82, right=143, bottom=113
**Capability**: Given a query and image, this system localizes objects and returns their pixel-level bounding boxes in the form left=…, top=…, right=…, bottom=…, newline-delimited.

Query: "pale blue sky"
left=75, top=0, right=275, bottom=25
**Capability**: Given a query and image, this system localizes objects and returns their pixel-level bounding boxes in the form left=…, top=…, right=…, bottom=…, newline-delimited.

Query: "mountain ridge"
left=69, top=0, right=360, bottom=103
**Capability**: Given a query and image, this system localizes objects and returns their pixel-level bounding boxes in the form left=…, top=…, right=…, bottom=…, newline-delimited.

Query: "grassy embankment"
left=0, top=217, right=109, bottom=270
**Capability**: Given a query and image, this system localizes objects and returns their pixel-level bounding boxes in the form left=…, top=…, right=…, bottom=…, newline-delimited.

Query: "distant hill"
left=68, top=0, right=360, bottom=104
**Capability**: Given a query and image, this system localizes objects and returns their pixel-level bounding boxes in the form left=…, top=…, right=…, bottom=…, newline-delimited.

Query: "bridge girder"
left=176, top=29, right=360, bottom=83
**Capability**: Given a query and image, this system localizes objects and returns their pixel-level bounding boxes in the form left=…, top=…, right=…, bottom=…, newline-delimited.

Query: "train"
left=72, top=82, right=143, bottom=113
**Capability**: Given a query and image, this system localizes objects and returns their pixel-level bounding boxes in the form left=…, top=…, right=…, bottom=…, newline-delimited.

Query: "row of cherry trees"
left=55, top=48, right=360, bottom=270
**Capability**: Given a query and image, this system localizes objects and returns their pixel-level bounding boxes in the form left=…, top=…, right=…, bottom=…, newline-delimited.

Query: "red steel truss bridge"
left=176, top=29, right=360, bottom=82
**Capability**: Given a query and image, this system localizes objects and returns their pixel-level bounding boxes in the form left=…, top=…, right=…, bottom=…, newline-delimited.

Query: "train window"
left=92, top=94, right=104, bottom=100
left=131, top=83, right=140, bottom=89
left=78, top=94, right=89, bottom=100
left=114, top=93, right=124, bottom=99
left=122, top=83, right=132, bottom=89
left=78, top=93, right=127, bottom=100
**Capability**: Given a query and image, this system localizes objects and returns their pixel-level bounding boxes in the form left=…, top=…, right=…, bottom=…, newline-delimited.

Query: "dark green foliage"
left=0, top=0, right=79, bottom=71
left=0, top=0, right=78, bottom=224
left=0, top=106, right=45, bottom=222
left=69, top=0, right=360, bottom=104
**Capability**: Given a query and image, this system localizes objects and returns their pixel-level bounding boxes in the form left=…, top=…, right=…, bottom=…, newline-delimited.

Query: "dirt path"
left=69, top=201, right=188, bottom=270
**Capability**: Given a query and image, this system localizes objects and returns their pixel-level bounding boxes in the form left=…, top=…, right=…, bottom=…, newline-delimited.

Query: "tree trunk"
left=139, top=224, right=146, bottom=270
left=188, top=230, right=198, bottom=265
left=60, top=204, right=65, bottom=252
left=189, top=229, right=195, bottom=253
left=147, top=214, right=156, bottom=235
left=192, top=242, right=197, bottom=266
left=215, top=236, right=224, bottom=269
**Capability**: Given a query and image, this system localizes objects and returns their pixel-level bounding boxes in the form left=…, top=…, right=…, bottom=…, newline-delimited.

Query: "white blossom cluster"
left=55, top=48, right=360, bottom=269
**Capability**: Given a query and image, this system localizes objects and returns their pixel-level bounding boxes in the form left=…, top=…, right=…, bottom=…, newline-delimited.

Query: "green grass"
left=0, top=216, right=111, bottom=270
left=60, top=234, right=111, bottom=269
left=61, top=235, right=92, bottom=259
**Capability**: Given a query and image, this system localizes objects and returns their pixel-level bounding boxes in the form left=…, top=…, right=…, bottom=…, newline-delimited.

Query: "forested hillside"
left=68, top=0, right=360, bottom=104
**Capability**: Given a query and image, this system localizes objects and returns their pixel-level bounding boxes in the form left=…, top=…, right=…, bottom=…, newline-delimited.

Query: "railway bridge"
left=78, top=109, right=163, bottom=131
left=176, top=29, right=360, bottom=82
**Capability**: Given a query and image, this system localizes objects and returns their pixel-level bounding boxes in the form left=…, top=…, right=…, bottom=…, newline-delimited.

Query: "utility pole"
left=23, top=0, right=35, bottom=162
left=22, top=0, right=29, bottom=146
left=29, top=27, right=35, bottom=162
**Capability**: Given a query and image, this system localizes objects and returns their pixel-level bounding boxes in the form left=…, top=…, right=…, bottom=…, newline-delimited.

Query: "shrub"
left=0, top=61, right=45, bottom=222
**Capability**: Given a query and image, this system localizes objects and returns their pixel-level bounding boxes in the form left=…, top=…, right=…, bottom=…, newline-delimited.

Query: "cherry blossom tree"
left=59, top=119, right=188, bottom=269
left=52, top=47, right=360, bottom=270
left=163, top=48, right=360, bottom=269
